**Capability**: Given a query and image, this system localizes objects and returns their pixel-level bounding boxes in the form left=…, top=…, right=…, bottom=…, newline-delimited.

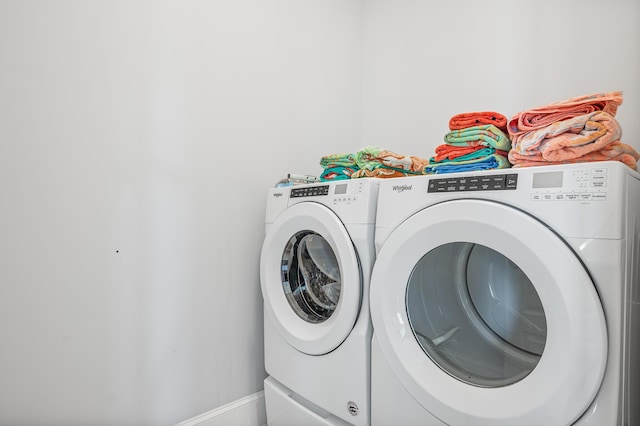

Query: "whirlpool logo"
left=392, top=184, right=412, bottom=193
left=273, top=192, right=283, bottom=198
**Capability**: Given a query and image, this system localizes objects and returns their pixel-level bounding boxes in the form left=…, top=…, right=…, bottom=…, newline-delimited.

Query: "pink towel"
left=508, top=91, right=623, bottom=140
left=509, top=141, right=640, bottom=170
left=510, top=111, right=622, bottom=162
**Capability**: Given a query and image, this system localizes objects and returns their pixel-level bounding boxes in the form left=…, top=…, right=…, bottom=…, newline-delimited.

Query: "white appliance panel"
left=371, top=199, right=607, bottom=425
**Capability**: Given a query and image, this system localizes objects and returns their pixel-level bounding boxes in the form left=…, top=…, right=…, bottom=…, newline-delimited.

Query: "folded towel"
left=430, top=146, right=508, bottom=164
left=449, top=111, right=508, bottom=134
left=320, top=152, right=357, bottom=169
left=510, top=111, right=622, bottom=162
left=352, top=146, right=430, bottom=178
left=320, top=166, right=359, bottom=181
left=423, top=153, right=510, bottom=175
left=431, top=144, right=486, bottom=162
left=444, top=125, right=512, bottom=151
left=509, top=141, right=640, bottom=170
left=508, top=91, right=623, bottom=139
left=351, top=167, right=422, bottom=179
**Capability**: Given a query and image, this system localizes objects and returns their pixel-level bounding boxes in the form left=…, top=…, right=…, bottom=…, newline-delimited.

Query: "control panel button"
left=291, top=185, right=330, bottom=198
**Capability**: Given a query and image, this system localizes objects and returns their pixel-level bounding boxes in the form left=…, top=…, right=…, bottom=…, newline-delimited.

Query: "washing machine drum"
left=281, top=231, right=342, bottom=323
left=261, top=202, right=362, bottom=355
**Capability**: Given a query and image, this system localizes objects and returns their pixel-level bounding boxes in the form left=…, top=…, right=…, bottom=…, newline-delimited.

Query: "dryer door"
left=261, top=202, right=362, bottom=355
left=370, top=199, right=607, bottom=425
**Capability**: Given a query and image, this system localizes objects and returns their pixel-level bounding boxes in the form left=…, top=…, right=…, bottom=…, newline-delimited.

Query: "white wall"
left=362, top=0, right=640, bottom=157
left=0, top=1, right=362, bottom=425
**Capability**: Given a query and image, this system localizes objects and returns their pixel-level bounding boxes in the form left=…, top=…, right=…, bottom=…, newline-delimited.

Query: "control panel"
left=291, top=185, right=330, bottom=198
left=530, top=166, right=609, bottom=201
left=425, top=166, right=610, bottom=202
left=428, top=173, right=518, bottom=193
left=332, top=181, right=366, bottom=204
left=289, top=181, right=368, bottom=205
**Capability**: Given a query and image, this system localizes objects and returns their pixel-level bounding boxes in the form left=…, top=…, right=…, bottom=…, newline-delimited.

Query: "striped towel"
left=444, top=125, right=512, bottom=151
left=424, top=153, right=511, bottom=175
left=449, top=111, right=508, bottom=134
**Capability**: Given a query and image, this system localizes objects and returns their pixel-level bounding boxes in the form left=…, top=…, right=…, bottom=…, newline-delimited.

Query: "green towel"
left=320, top=152, right=357, bottom=169
left=354, top=146, right=384, bottom=169
left=429, top=147, right=497, bottom=164
left=444, top=125, right=511, bottom=151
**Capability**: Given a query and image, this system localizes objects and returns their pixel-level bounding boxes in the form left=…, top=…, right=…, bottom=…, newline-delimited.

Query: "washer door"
left=261, top=202, right=362, bottom=355
left=370, top=199, right=607, bottom=425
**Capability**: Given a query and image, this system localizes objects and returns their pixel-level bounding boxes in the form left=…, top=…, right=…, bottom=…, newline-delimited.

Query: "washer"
left=369, top=161, right=640, bottom=425
left=261, top=179, right=379, bottom=426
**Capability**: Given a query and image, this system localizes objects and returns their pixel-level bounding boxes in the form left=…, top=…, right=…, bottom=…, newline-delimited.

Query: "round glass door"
left=407, top=242, right=547, bottom=388
left=260, top=201, right=362, bottom=355
left=281, top=230, right=342, bottom=323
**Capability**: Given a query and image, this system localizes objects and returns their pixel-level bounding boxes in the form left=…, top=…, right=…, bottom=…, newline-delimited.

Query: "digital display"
left=532, top=171, right=563, bottom=189
left=334, top=184, right=348, bottom=195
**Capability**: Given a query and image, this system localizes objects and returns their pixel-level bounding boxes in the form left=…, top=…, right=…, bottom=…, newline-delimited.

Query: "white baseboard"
left=177, top=391, right=267, bottom=426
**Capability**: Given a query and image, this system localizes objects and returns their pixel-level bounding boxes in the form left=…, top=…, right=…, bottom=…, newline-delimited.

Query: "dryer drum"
left=406, top=242, right=547, bottom=388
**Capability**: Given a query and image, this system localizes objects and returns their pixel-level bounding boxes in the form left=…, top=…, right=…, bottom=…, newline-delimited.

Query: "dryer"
left=261, top=179, right=379, bottom=426
left=369, top=161, right=640, bottom=425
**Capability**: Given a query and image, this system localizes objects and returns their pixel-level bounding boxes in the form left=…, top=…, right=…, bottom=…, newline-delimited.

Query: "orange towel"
left=508, top=91, right=623, bottom=139
left=432, top=144, right=484, bottom=162
left=449, top=111, right=508, bottom=134
left=431, top=144, right=510, bottom=162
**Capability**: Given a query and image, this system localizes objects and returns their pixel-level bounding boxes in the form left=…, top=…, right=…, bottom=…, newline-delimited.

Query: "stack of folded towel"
left=319, top=146, right=430, bottom=181
left=507, top=91, right=640, bottom=170
left=350, top=146, right=429, bottom=178
left=423, top=112, right=512, bottom=174
left=319, top=152, right=359, bottom=181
